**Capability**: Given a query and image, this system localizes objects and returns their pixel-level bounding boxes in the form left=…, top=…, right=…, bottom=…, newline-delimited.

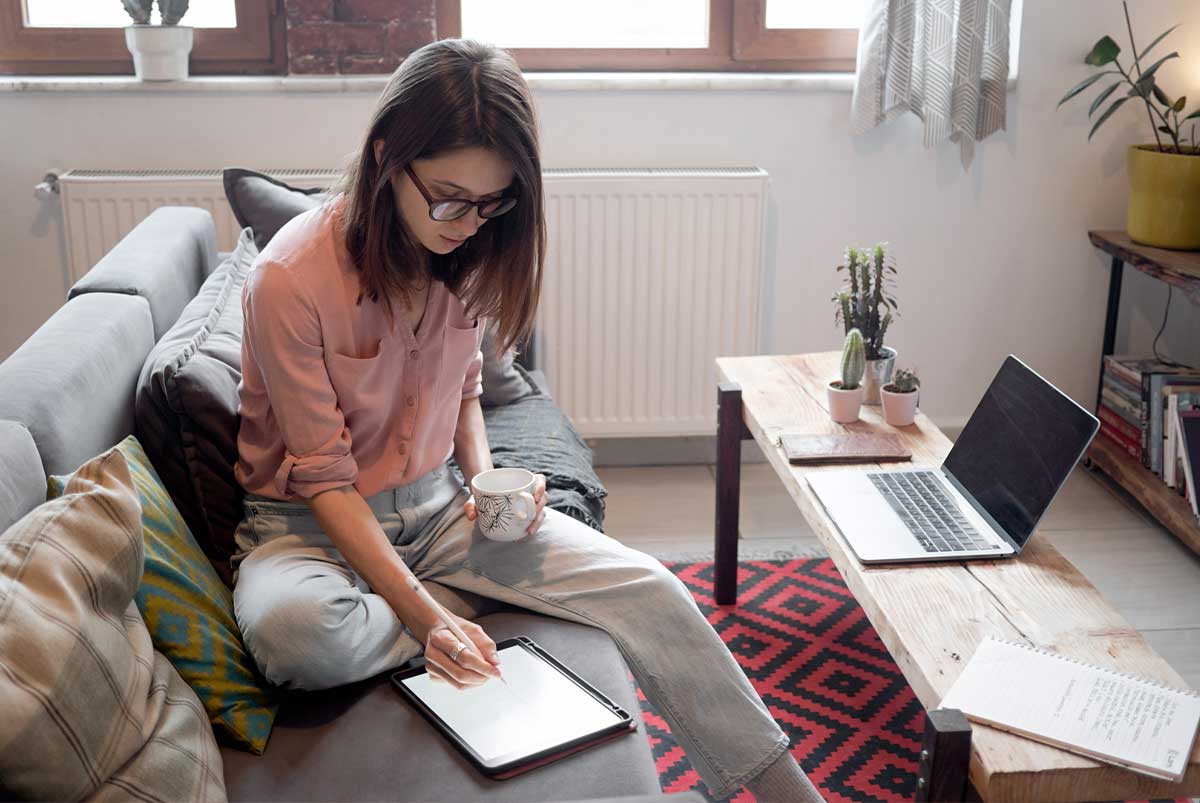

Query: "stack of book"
left=1099, top=356, right=1200, bottom=521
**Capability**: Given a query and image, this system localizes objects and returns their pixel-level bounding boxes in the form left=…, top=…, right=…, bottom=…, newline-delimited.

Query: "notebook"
left=779, top=433, right=912, bottom=464
left=939, top=637, right=1200, bottom=782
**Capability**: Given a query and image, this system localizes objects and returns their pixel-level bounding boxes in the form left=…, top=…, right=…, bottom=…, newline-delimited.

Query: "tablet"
left=391, top=636, right=636, bottom=778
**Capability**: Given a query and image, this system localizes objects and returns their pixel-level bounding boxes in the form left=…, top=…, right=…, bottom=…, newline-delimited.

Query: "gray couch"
left=0, top=208, right=695, bottom=803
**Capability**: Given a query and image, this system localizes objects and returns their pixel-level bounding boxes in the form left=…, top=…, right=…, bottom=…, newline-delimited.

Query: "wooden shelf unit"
left=1087, top=436, right=1200, bottom=555
left=1087, top=230, right=1200, bottom=558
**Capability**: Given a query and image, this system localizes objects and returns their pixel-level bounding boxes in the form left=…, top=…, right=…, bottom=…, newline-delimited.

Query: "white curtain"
left=851, top=0, right=1012, bottom=169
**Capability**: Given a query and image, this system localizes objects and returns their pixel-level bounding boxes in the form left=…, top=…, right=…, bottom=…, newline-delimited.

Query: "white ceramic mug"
left=470, top=468, right=537, bottom=541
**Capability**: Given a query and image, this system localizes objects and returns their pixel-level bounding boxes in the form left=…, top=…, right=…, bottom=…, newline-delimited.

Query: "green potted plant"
left=828, top=328, right=866, bottom=424
left=881, top=368, right=920, bottom=427
left=833, top=243, right=899, bottom=405
left=122, top=0, right=192, bottom=82
left=1057, top=1, right=1200, bottom=250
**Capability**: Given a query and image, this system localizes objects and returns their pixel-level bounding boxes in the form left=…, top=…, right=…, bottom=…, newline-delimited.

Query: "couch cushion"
left=0, top=447, right=227, bottom=802
left=0, top=421, right=45, bottom=533
left=223, top=168, right=327, bottom=250
left=69, top=206, right=219, bottom=340
left=136, top=229, right=258, bottom=585
left=220, top=612, right=659, bottom=802
left=49, top=435, right=277, bottom=756
left=0, top=292, right=154, bottom=476
left=481, top=321, right=535, bottom=408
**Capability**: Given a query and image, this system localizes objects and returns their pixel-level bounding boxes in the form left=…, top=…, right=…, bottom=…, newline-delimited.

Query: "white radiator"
left=57, top=166, right=768, bottom=438
left=539, top=168, right=767, bottom=437
left=57, top=168, right=341, bottom=283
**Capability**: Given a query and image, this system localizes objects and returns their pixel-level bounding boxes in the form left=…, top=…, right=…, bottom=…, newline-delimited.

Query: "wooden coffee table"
left=714, top=352, right=1200, bottom=802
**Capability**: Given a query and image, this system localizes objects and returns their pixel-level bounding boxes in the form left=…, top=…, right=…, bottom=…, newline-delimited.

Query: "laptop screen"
left=943, top=356, right=1099, bottom=548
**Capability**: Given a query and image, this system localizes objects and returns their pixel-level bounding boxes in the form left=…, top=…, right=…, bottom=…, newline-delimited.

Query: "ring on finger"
left=449, top=641, right=468, bottom=664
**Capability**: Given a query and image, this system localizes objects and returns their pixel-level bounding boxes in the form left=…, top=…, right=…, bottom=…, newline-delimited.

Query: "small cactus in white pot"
left=828, top=329, right=867, bottom=424
left=123, top=0, right=193, bottom=82
left=881, top=368, right=920, bottom=427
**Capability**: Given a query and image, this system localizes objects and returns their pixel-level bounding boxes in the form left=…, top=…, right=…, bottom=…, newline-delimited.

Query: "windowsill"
left=0, top=71, right=1018, bottom=94
left=0, top=72, right=854, bottom=93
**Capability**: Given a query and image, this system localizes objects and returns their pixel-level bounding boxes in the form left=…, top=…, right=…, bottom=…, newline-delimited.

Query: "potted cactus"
left=833, top=243, right=899, bottom=405
left=881, top=368, right=921, bottom=427
left=828, top=329, right=867, bottom=424
left=123, top=0, right=192, bottom=81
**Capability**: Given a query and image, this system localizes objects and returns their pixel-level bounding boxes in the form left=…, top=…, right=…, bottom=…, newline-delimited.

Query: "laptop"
left=806, top=355, right=1100, bottom=564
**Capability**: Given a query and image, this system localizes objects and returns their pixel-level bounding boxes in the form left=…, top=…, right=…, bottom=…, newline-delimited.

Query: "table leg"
left=715, top=383, right=744, bottom=605
left=1095, top=256, right=1124, bottom=412
left=916, top=708, right=974, bottom=802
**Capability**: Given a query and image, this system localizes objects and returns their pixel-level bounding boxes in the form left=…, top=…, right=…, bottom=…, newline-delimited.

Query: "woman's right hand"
left=423, top=614, right=502, bottom=690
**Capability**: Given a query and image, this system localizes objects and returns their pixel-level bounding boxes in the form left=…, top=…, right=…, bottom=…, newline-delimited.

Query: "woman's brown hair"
left=331, top=38, right=543, bottom=355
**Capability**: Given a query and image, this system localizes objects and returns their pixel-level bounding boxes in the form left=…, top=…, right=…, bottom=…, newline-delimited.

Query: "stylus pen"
left=405, top=574, right=508, bottom=687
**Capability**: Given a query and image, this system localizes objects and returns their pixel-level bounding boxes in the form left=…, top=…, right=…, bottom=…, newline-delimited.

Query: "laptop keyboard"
left=867, top=471, right=1002, bottom=554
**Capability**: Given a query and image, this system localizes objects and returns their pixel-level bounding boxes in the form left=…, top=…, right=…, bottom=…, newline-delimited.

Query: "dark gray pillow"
left=223, top=168, right=327, bottom=250
left=480, top=321, right=536, bottom=408
left=135, top=228, right=258, bottom=586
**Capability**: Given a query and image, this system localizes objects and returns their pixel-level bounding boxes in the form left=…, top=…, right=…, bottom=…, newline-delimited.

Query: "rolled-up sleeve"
left=242, top=261, right=358, bottom=499
left=461, top=323, right=485, bottom=400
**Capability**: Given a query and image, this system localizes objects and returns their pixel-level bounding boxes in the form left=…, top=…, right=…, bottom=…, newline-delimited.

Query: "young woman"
left=231, top=38, right=823, bottom=803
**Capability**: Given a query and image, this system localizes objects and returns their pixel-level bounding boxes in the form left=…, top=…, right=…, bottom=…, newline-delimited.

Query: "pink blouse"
left=234, top=194, right=484, bottom=501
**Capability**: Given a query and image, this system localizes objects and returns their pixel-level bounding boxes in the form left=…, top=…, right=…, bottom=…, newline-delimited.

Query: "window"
left=1, top=0, right=285, bottom=75
left=437, top=0, right=859, bottom=72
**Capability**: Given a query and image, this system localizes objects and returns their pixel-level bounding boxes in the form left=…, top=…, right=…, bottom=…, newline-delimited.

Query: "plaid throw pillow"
left=0, top=447, right=227, bottom=801
left=48, top=435, right=277, bottom=754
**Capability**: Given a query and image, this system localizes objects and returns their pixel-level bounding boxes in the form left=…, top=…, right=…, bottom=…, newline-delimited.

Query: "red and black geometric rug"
left=639, top=559, right=1188, bottom=803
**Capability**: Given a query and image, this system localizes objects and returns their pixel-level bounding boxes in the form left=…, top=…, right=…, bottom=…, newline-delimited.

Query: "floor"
left=595, top=459, right=1200, bottom=690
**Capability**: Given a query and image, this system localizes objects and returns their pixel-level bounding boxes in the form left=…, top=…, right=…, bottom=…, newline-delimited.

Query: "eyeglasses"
left=404, top=164, right=518, bottom=222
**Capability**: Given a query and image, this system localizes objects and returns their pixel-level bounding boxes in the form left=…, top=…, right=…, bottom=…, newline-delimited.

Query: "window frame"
left=0, top=0, right=286, bottom=75
left=436, top=0, right=858, bottom=73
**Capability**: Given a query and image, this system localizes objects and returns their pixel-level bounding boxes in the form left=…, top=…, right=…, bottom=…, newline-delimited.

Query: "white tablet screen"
left=399, top=643, right=625, bottom=768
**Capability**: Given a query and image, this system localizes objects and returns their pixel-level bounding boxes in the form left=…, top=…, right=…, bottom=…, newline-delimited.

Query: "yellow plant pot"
left=1127, top=145, right=1200, bottom=251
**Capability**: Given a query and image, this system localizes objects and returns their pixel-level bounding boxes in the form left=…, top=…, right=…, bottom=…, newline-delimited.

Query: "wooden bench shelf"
left=1087, top=436, right=1200, bottom=556
left=1088, top=230, right=1200, bottom=559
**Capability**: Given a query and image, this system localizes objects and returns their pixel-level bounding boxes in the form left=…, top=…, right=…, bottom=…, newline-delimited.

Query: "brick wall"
left=285, top=0, right=438, bottom=74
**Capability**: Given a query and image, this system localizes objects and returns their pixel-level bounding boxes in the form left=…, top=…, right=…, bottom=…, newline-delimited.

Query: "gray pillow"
left=480, top=320, right=536, bottom=407
left=223, top=167, right=327, bottom=250
left=135, top=228, right=258, bottom=586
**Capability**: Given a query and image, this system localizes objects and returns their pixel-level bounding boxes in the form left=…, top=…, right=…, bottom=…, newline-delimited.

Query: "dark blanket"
left=458, top=385, right=607, bottom=533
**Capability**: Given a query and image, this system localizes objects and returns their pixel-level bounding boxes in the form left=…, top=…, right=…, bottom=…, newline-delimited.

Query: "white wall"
left=2, top=0, right=1199, bottom=432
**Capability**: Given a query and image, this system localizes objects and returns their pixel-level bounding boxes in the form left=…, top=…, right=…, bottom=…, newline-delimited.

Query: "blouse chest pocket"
left=439, top=322, right=480, bottom=401
left=324, top=339, right=394, bottom=415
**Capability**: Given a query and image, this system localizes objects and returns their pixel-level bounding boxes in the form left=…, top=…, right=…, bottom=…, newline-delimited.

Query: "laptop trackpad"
left=809, top=473, right=928, bottom=561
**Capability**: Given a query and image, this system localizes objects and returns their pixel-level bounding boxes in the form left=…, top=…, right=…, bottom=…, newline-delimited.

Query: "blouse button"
left=409, top=349, right=419, bottom=359
left=406, top=396, right=415, bottom=407
left=398, top=442, right=408, bottom=455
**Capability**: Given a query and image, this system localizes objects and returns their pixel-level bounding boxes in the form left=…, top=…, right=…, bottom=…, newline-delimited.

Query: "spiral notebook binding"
left=992, top=637, right=1200, bottom=698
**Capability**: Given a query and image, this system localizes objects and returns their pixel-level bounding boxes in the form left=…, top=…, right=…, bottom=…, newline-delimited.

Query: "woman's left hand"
left=464, top=473, right=547, bottom=535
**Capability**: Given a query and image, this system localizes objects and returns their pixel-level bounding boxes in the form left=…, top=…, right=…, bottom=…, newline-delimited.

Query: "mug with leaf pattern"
left=470, top=467, right=537, bottom=541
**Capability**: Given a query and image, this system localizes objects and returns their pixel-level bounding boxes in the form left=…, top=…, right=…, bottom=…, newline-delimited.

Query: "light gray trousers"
left=232, top=462, right=789, bottom=797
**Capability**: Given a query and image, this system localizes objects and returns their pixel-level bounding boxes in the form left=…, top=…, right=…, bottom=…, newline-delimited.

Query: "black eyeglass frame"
left=404, top=164, right=519, bottom=222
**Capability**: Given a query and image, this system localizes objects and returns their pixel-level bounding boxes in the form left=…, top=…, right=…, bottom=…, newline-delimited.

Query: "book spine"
left=1141, top=371, right=1153, bottom=468
left=1104, top=356, right=1142, bottom=388
left=1099, top=422, right=1143, bottom=461
left=1166, top=396, right=1178, bottom=488
left=1150, top=374, right=1165, bottom=475
left=1102, top=373, right=1143, bottom=407
left=1100, top=388, right=1143, bottom=427
left=1098, top=404, right=1141, bottom=443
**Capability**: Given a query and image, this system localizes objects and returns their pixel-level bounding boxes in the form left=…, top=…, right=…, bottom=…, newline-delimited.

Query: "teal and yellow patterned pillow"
left=49, top=435, right=276, bottom=754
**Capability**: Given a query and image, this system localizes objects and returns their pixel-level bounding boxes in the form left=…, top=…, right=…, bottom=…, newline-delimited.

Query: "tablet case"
left=391, top=636, right=636, bottom=779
